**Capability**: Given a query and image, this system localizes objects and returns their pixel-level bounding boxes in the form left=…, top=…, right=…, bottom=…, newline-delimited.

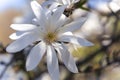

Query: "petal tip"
left=31, top=0, right=40, bottom=8
left=88, top=42, right=94, bottom=46
left=6, top=46, right=16, bottom=53
left=26, top=65, right=33, bottom=71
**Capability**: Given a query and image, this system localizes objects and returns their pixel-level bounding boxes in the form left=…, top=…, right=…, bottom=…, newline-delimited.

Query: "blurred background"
left=0, top=0, right=120, bottom=80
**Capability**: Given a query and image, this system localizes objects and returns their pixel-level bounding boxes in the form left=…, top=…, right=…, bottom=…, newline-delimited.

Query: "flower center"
left=44, top=32, right=57, bottom=44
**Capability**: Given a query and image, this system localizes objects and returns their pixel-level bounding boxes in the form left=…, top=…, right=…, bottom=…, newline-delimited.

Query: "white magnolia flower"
left=6, top=1, right=93, bottom=80
left=42, top=0, right=80, bottom=10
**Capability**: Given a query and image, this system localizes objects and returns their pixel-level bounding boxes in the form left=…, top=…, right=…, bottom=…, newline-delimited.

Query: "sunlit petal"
left=47, top=45, right=59, bottom=80
left=26, top=41, right=46, bottom=71
left=10, top=24, right=37, bottom=31
left=56, top=43, right=78, bottom=73
left=9, top=32, right=25, bottom=40
left=31, top=1, right=46, bottom=26
left=60, top=17, right=86, bottom=33
left=59, top=33, right=93, bottom=46
left=6, top=33, right=38, bottom=53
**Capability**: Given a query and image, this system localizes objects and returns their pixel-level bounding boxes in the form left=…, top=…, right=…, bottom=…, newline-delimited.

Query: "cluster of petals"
left=6, top=0, right=93, bottom=80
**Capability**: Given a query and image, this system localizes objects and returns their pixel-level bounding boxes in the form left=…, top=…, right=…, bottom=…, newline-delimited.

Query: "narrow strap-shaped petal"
left=10, top=24, right=37, bottom=31
left=41, top=0, right=53, bottom=7
left=58, top=33, right=93, bottom=46
left=6, top=32, right=38, bottom=53
left=26, top=41, right=46, bottom=71
left=60, top=17, right=87, bottom=33
left=58, top=35, right=78, bottom=43
left=49, top=2, right=60, bottom=10
left=47, top=45, right=59, bottom=80
left=31, top=1, right=46, bottom=26
left=9, top=32, right=25, bottom=40
left=47, top=6, right=66, bottom=31
left=50, top=14, right=68, bottom=32
left=52, top=5, right=66, bottom=24
left=56, top=43, right=78, bottom=73
left=76, top=36, right=94, bottom=46
left=56, top=14, right=67, bottom=28
left=58, top=31, right=74, bottom=42
left=62, top=0, right=68, bottom=5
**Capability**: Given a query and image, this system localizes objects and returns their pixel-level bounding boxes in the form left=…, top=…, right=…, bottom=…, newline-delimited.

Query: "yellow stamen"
left=44, top=32, right=57, bottom=44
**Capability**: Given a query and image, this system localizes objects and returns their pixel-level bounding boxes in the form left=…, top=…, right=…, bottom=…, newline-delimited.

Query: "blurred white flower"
left=6, top=1, right=93, bottom=80
left=109, top=0, right=120, bottom=13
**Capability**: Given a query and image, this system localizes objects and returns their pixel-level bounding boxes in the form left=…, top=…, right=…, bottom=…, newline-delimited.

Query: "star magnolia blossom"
left=6, top=1, right=93, bottom=80
left=42, top=0, right=80, bottom=9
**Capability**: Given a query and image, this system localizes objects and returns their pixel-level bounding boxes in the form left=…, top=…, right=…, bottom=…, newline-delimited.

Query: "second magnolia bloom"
left=6, top=1, right=93, bottom=80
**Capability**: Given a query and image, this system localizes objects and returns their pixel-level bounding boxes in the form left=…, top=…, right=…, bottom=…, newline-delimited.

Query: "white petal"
left=56, top=43, right=78, bottom=73
left=46, top=6, right=66, bottom=31
left=32, top=18, right=40, bottom=26
left=41, top=0, right=53, bottom=7
left=66, top=0, right=71, bottom=5
left=41, top=0, right=57, bottom=9
left=49, top=2, right=60, bottom=10
left=10, top=24, right=37, bottom=31
left=77, top=37, right=94, bottom=46
left=49, top=14, right=67, bottom=32
left=62, top=0, right=68, bottom=5
left=59, top=34, right=93, bottom=46
left=58, top=31, right=75, bottom=42
left=26, top=41, right=46, bottom=71
left=60, top=17, right=86, bottom=33
left=52, top=5, right=66, bottom=23
left=58, top=31, right=73, bottom=42
left=47, top=45, right=59, bottom=80
left=56, top=14, right=67, bottom=28
left=6, top=33, right=38, bottom=53
left=9, top=31, right=30, bottom=40
left=31, top=1, right=46, bottom=26
left=59, top=35, right=76, bottom=43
